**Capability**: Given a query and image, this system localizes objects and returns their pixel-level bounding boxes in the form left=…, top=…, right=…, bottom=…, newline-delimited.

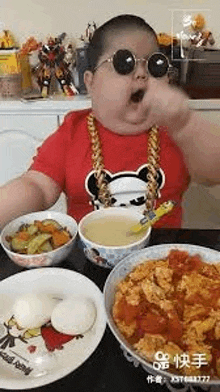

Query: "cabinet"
left=0, top=95, right=91, bottom=212
left=0, top=115, right=58, bottom=139
left=0, top=96, right=91, bottom=137
left=0, top=95, right=91, bottom=177
left=182, top=101, right=220, bottom=229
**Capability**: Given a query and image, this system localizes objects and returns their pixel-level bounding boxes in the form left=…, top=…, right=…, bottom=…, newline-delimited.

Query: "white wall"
left=1, top=0, right=220, bottom=47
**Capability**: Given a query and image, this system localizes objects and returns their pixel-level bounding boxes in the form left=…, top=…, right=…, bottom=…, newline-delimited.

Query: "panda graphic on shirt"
left=85, top=164, right=165, bottom=214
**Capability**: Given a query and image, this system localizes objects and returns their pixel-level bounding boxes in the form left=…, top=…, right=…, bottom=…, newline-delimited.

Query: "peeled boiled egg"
left=12, top=293, right=58, bottom=329
left=51, top=297, right=97, bottom=335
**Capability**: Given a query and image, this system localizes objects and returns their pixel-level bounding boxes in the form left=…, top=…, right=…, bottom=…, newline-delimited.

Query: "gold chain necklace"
left=87, top=112, right=160, bottom=214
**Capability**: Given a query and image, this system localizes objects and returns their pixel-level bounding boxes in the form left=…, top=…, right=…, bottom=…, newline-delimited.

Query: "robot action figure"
left=34, top=33, right=78, bottom=97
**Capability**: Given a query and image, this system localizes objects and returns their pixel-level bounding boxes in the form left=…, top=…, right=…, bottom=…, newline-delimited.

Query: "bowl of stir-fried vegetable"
left=0, top=211, right=78, bottom=267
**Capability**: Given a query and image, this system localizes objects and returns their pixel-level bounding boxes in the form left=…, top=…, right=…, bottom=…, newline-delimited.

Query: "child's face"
left=84, top=29, right=165, bottom=135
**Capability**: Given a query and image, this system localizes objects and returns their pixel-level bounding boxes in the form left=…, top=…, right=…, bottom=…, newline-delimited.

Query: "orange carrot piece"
left=52, top=231, right=70, bottom=247
left=17, top=231, right=30, bottom=241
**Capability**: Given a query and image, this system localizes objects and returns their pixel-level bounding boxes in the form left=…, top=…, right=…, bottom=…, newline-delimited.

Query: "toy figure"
left=190, top=13, right=215, bottom=47
left=20, top=37, right=40, bottom=56
left=0, top=30, right=18, bottom=49
left=157, top=33, right=178, bottom=48
left=80, top=22, right=97, bottom=44
left=34, top=33, right=78, bottom=97
left=64, top=43, right=75, bottom=68
left=21, top=33, right=78, bottom=97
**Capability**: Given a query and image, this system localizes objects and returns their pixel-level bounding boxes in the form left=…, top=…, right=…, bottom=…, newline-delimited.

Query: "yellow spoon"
left=128, top=200, right=176, bottom=235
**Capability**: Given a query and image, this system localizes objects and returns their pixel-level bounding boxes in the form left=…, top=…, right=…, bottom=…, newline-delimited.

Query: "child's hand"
left=134, top=78, right=190, bottom=133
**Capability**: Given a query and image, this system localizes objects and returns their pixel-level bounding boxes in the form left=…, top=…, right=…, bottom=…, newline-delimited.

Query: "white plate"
left=0, top=268, right=106, bottom=390
left=104, top=244, right=220, bottom=387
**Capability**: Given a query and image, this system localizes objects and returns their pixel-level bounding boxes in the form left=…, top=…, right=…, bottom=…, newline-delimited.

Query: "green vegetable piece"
left=41, top=219, right=62, bottom=229
left=39, top=240, right=53, bottom=253
left=27, top=233, right=52, bottom=254
left=27, top=224, right=39, bottom=236
left=11, top=238, right=29, bottom=252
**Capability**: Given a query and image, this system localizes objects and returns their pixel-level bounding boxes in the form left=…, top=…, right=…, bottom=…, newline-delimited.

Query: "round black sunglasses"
left=94, top=49, right=171, bottom=77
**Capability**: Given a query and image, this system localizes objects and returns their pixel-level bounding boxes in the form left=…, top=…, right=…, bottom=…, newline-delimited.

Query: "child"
left=0, top=14, right=219, bottom=230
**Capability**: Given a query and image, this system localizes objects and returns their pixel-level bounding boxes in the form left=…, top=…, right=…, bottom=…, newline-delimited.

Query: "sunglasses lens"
left=148, top=53, right=169, bottom=77
left=113, top=50, right=135, bottom=75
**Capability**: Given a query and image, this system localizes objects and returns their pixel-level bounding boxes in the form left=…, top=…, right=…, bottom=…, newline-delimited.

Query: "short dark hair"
left=86, top=14, right=158, bottom=72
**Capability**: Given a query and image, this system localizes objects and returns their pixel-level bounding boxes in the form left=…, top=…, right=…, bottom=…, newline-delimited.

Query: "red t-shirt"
left=30, top=109, right=190, bottom=227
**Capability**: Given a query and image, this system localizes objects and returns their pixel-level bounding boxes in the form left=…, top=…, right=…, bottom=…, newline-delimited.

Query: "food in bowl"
left=82, top=214, right=148, bottom=246
left=5, top=219, right=72, bottom=255
left=12, top=293, right=58, bottom=329
left=1, top=211, right=77, bottom=267
left=78, top=208, right=151, bottom=268
left=9, top=292, right=96, bottom=335
left=51, top=297, right=97, bottom=335
left=112, top=249, right=220, bottom=380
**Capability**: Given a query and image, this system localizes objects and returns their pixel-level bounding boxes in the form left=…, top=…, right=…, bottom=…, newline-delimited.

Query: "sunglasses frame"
left=94, top=49, right=172, bottom=77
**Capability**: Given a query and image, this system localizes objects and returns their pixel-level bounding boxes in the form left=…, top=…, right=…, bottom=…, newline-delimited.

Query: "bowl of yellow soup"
left=78, top=208, right=151, bottom=268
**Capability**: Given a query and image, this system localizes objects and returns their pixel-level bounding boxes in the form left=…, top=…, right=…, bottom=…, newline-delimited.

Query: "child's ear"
left=84, top=70, right=94, bottom=94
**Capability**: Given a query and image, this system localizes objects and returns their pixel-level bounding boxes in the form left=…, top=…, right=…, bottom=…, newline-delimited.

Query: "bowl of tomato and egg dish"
left=104, top=243, right=220, bottom=386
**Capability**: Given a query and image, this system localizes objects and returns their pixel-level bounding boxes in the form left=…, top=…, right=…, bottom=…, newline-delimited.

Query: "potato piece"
left=27, top=233, right=52, bottom=254
left=26, top=224, right=39, bottom=236
left=11, top=237, right=30, bottom=253
left=39, top=240, right=53, bottom=253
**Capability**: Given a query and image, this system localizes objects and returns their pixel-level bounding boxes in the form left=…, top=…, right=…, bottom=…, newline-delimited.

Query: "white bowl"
left=78, top=208, right=151, bottom=269
left=1, top=211, right=77, bottom=268
left=104, top=244, right=220, bottom=388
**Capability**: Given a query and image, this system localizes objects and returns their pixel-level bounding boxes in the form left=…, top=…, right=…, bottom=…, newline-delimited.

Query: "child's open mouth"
left=130, top=89, right=145, bottom=103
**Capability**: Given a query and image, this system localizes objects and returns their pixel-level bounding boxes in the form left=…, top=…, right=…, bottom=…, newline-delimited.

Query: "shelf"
left=0, top=95, right=91, bottom=115
left=188, top=99, right=220, bottom=110
left=0, top=95, right=220, bottom=116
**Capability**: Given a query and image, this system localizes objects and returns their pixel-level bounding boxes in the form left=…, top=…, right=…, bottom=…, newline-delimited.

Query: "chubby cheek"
left=94, top=73, right=130, bottom=101
left=92, top=79, right=130, bottom=117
